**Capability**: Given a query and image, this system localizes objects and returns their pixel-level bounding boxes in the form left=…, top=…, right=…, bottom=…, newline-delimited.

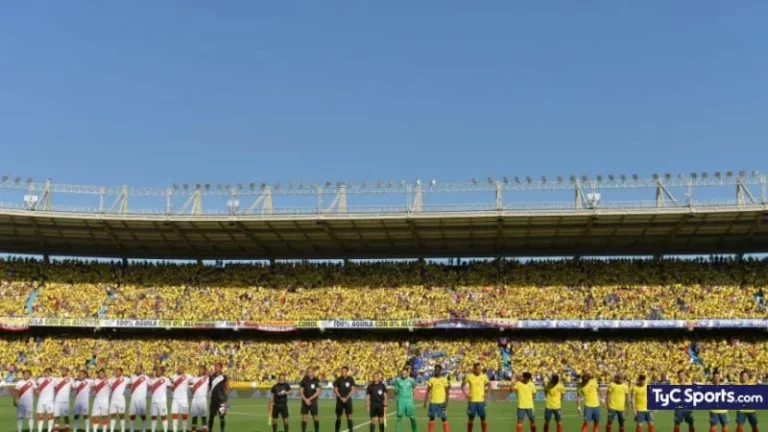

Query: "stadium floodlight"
left=225, top=184, right=231, bottom=190
left=204, top=183, right=211, bottom=191
left=172, top=183, right=179, bottom=190
left=514, top=177, right=520, bottom=184
left=581, top=175, right=588, bottom=182
left=487, top=177, right=494, bottom=184
left=237, top=183, right=243, bottom=190
left=325, top=181, right=332, bottom=188
left=526, top=176, right=533, bottom=184
left=1, top=175, right=8, bottom=182
left=503, top=176, right=509, bottom=184
left=739, top=171, right=746, bottom=177
left=608, top=175, right=614, bottom=181
left=195, top=183, right=202, bottom=190
left=691, top=173, right=697, bottom=179
left=664, top=173, right=672, bottom=180
left=678, top=174, right=684, bottom=180
left=541, top=176, right=547, bottom=183
left=596, top=175, right=603, bottom=182
left=249, top=182, right=256, bottom=190
left=431, top=179, right=437, bottom=186
left=336, top=181, right=344, bottom=187
left=620, top=174, right=626, bottom=181
left=216, top=184, right=222, bottom=190
left=652, top=174, right=659, bottom=180
left=261, top=182, right=268, bottom=190
left=632, top=174, right=639, bottom=181
left=275, top=183, right=281, bottom=189
left=14, top=176, right=21, bottom=184
left=726, top=171, right=733, bottom=177
left=701, top=172, right=708, bottom=179
left=714, top=172, right=721, bottom=178
left=569, top=175, right=576, bottom=183
left=557, top=176, right=563, bottom=182
left=471, top=178, right=478, bottom=185
left=183, top=183, right=189, bottom=191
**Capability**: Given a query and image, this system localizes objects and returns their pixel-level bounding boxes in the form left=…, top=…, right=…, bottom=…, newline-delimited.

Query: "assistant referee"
left=269, top=374, right=291, bottom=432
left=366, top=372, right=388, bottom=432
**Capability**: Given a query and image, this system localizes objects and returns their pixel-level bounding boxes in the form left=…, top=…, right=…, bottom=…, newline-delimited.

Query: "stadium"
left=1, top=173, right=768, bottom=432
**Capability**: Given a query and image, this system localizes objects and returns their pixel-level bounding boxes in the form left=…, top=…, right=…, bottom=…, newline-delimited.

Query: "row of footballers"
left=266, top=364, right=761, bottom=432
left=10, top=363, right=230, bottom=432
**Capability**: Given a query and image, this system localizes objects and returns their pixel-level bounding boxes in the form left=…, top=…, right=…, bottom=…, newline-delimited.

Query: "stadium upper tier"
left=1, top=335, right=765, bottom=383
left=1, top=258, right=766, bottom=320
left=1, top=173, right=768, bottom=259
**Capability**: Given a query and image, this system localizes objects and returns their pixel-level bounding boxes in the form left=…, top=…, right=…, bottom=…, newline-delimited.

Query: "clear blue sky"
left=1, top=1, right=767, bottom=189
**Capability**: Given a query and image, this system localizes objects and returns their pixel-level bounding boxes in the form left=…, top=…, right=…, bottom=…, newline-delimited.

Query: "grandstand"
left=2, top=174, right=768, bottom=431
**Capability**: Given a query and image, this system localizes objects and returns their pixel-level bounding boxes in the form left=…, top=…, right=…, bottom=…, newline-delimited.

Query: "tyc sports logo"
left=648, top=385, right=768, bottom=410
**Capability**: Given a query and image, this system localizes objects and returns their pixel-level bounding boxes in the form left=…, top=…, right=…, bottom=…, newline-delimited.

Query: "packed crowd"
left=0, top=335, right=409, bottom=382
left=1, top=257, right=767, bottom=320
left=2, top=335, right=767, bottom=384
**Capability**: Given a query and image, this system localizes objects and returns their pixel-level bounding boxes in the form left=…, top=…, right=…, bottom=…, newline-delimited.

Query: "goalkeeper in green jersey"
left=393, top=368, right=418, bottom=432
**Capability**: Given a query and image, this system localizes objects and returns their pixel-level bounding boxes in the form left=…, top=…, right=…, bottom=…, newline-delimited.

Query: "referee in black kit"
left=333, top=366, right=357, bottom=432
left=208, top=362, right=229, bottom=432
left=300, top=367, right=321, bottom=432
left=269, top=374, right=291, bottom=432
left=366, top=372, right=387, bottom=432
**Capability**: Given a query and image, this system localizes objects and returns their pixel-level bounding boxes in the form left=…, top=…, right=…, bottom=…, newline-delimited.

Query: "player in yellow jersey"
left=735, top=371, right=758, bottom=432
left=577, top=372, right=601, bottom=432
left=606, top=374, right=630, bottom=432
left=543, top=374, right=565, bottom=432
left=424, top=365, right=450, bottom=432
left=461, top=363, right=489, bottom=432
left=512, top=372, right=537, bottom=432
left=674, top=370, right=696, bottom=432
left=710, top=371, right=729, bottom=432
left=631, top=374, right=654, bottom=432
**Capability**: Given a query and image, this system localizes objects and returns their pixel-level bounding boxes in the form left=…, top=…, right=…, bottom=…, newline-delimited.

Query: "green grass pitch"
left=1, top=398, right=762, bottom=432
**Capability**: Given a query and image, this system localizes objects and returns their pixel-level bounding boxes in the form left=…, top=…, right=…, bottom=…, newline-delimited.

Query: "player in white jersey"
left=109, top=368, right=129, bottom=432
left=189, top=366, right=210, bottom=432
left=170, top=366, right=192, bottom=432
left=36, top=367, right=56, bottom=432
left=92, top=369, right=113, bottom=432
left=128, top=365, right=150, bottom=432
left=53, top=366, right=75, bottom=432
left=73, top=370, right=94, bottom=432
left=149, top=366, right=170, bottom=432
left=11, top=370, right=36, bottom=432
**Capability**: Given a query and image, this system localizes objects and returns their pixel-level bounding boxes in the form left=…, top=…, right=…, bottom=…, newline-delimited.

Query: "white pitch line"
left=345, top=411, right=397, bottom=432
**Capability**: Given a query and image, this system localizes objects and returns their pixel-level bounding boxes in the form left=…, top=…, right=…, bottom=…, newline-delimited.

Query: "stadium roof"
left=1, top=206, right=767, bottom=259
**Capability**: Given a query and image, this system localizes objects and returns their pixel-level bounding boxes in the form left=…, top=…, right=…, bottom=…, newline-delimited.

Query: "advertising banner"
left=3, top=317, right=768, bottom=332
